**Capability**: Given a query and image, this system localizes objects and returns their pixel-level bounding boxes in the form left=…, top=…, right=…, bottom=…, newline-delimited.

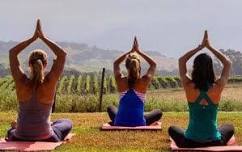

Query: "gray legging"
left=7, top=119, right=73, bottom=142
left=107, top=105, right=162, bottom=126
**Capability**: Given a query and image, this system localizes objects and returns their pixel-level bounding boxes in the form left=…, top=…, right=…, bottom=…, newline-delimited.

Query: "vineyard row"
left=0, top=75, right=242, bottom=95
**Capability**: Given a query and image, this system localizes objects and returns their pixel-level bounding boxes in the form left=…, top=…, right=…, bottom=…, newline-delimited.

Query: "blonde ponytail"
left=130, top=59, right=139, bottom=79
left=31, top=59, right=44, bottom=84
left=125, top=53, right=141, bottom=88
left=29, top=50, right=47, bottom=85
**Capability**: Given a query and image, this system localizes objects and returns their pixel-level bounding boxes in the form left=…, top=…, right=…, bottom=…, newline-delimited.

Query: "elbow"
left=224, top=55, right=232, bottom=66
left=9, top=49, right=15, bottom=56
left=148, top=62, right=156, bottom=72
left=113, top=64, right=118, bottom=71
left=57, top=52, right=66, bottom=62
left=178, top=57, right=184, bottom=65
left=152, top=62, right=157, bottom=70
left=9, top=49, right=13, bottom=54
left=113, top=61, right=119, bottom=68
left=57, top=48, right=67, bottom=58
left=63, top=52, right=67, bottom=58
left=227, top=58, right=232, bottom=65
left=113, top=62, right=121, bottom=72
left=223, top=58, right=232, bottom=70
left=226, top=59, right=232, bottom=68
left=178, top=56, right=185, bottom=62
left=59, top=51, right=67, bottom=59
left=9, top=49, right=16, bottom=59
left=61, top=49, right=67, bottom=57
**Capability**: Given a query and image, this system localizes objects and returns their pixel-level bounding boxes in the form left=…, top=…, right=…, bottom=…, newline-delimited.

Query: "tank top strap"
left=120, top=89, right=145, bottom=102
left=194, top=90, right=214, bottom=105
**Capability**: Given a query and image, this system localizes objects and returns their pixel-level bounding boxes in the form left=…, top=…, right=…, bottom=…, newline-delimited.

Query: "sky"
left=1, top=0, right=242, bottom=57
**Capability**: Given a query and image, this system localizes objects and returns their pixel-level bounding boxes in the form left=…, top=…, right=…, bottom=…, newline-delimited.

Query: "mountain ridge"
left=0, top=41, right=241, bottom=76
left=0, top=40, right=177, bottom=72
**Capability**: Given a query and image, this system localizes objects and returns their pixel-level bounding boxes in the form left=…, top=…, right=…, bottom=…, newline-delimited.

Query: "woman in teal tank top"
left=168, top=31, right=234, bottom=148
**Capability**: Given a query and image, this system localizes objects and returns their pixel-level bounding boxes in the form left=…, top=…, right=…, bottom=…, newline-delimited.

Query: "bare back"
left=115, top=75, right=152, bottom=94
left=184, top=81, right=223, bottom=104
left=15, top=74, right=59, bottom=105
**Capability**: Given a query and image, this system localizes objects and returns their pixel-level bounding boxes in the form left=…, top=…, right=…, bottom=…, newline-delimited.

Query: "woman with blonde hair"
left=6, top=20, right=72, bottom=142
left=168, top=31, right=234, bottom=147
left=107, top=37, right=162, bottom=126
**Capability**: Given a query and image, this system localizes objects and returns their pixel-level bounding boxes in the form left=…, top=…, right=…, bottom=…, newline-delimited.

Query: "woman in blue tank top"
left=6, top=20, right=72, bottom=142
left=107, top=37, right=162, bottom=127
left=168, top=31, right=234, bottom=147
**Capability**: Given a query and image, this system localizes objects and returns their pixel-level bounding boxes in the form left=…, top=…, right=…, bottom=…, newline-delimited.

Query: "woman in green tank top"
left=168, top=31, right=235, bottom=148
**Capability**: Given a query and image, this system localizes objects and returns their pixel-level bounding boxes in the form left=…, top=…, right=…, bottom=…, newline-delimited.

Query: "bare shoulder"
left=43, top=75, right=58, bottom=88
left=133, top=78, right=148, bottom=94
left=141, top=74, right=152, bottom=83
left=184, top=82, right=199, bottom=103
left=207, top=83, right=222, bottom=104
left=116, top=76, right=129, bottom=92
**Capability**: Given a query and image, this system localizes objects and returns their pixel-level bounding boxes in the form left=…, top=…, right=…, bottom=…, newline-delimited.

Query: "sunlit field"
left=0, top=76, right=241, bottom=151
left=0, top=112, right=241, bottom=152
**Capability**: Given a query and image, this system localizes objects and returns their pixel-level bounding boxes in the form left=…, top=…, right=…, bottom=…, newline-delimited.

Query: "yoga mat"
left=100, top=121, right=162, bottom=131
left=170, top=135, right=242, bottom=151
left=0, top=133, right=74, bottom=151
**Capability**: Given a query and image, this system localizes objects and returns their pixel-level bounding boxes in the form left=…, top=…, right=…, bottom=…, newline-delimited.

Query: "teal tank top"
left=185, top=90, right=221, bottom=142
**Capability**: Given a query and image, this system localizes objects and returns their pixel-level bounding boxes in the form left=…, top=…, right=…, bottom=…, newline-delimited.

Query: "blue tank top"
left=185, top=90, right=221, bottom=142
left=114, top=89, right=146, bottom=126
left=15, top=90, right=53, bottom=140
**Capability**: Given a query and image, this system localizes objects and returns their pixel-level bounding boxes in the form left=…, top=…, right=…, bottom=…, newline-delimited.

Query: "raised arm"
left=113, top=37, right=139, bottom=80
left=204, top=31, right=231, bottom=88
left=9, top=29, right=38, bottom=82
left=37, top=20, right=66, bottom=82
left=178, top=31, right=208, bottom=86
left=113, top=51, right=129, bottom=81
left=179, top=45, right=203, bottom=85
left=43, top=37, right=66, bottom=81
left=132, top=37, right=156, bottom=83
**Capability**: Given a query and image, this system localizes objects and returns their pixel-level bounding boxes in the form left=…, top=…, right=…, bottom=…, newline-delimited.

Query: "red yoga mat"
left=100, top=121, right=162, bottom=130
left=0, top=133, right=74, bottom=151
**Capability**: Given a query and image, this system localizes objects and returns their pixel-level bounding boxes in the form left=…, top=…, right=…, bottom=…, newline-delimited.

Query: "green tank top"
left=185, top=90, right=221, bottom=142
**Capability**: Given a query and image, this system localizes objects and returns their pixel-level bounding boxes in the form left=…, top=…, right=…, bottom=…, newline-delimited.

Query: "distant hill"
left=0, top=41, right=241, bottom=77
left=0, top=41, right=177, bottom=73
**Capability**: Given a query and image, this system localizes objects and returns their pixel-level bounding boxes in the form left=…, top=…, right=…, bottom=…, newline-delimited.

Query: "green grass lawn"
left=0, top=112, right=241, bottom=152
